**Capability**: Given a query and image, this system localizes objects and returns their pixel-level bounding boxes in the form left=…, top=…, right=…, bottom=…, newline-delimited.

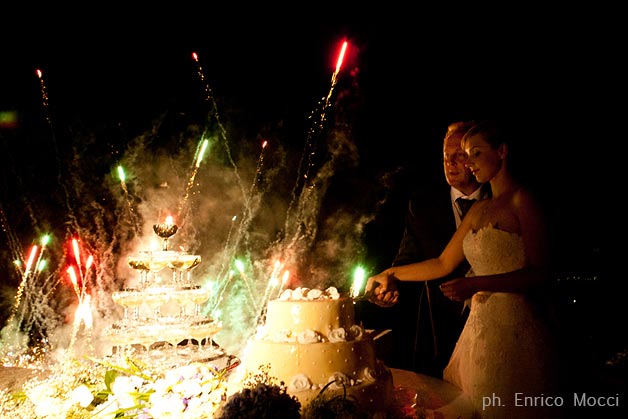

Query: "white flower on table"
left=70, top=384, right=94, bottom=408
left=110, top=374, right=144, bottom=409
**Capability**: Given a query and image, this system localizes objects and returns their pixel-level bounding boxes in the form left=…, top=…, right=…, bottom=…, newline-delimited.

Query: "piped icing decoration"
left=349, top=324, right=364, bottom=340
left=328, top=327, right=348, bottom=342
left=278, top=286, right=342, bottom=301
left=271, top=329, right=296, bottom=343
left=327, top=372, right=351, bottom=389
left=306, top=288, right=323, bottom=299
left=297, top=329, right=321, bottom=343
left=363, top=366, right=377, bottom=382
left=288, top=374, right=312, bottom=392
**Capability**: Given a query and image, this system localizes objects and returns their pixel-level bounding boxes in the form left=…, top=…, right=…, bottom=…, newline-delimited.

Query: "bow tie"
left=456, top=197, right=476, bottom=219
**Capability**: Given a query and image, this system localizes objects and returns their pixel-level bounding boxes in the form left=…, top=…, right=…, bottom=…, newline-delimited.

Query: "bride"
left=365, top=120, right=560, bottom=418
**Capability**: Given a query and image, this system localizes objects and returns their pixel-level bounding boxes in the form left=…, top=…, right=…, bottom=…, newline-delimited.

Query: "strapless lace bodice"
left=463, top=224, right=525, bottom=276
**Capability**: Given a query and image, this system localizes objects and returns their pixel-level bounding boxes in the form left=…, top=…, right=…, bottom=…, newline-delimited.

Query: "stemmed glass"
left=112, top=289, right=142, bottom=322
left=173, top=254, right=201, bottom=288
left=171, top=289, right=192, bottom=319
left=165, top=251, right=183, bottom=286
left=146, top=253, right=169, bottom=288
left=127, top=254, right=150, bottom=290
left=190, top=285, right=211, bottom=316
left=144, top=290, right=169, bottom=320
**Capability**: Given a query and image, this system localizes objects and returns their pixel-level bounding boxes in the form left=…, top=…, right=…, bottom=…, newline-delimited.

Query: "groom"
left=382, top=120, right=491, bottom=376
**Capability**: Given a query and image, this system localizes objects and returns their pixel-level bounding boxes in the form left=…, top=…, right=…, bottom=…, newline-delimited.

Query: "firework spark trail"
left=115, top=165, right=144, bottom=237
left=215, top=215, right=237, bottom=279
left=190, top=53, right=255, bottom=306
left=223, top=140, right=271, bottom=287
left=67, top=259, right=93, bottom=351
left=191, top=52, right=249, bottom=230
left=260, top=260, right=282, bottom=308
left=210, top=270, right=234, bottom=314
left=36, top=69, right=64, bottom=185
left=191, top=52, right=213, bottom=106
left=234, top=259, right=261, bottom=313
left=191, top=52, right=283, bottom=321
left=177, top=137, right=210, bottom=222
left=117, top=165, right=135, bottom=213
left=7, top=244, right=39, bottom=328
left=254, top=261, right=289, bottom=325
left=36, top=69, right=83, bottom=253
left=0, top=204, right=26, bottom=276
left=246, top=140, right=268, bottom=203
left=275, top=270, right=291, bottom=299
left=209, top=215, right=239, bottom=312
left=283, top=40, right=349, bottom=243
left=36, top=69, right=52, bottom=126
left=191, top=52, right=247, bottom=198
left=219, top=40, right=350, bottom=318
left=18, top=235, right=52, bottom=327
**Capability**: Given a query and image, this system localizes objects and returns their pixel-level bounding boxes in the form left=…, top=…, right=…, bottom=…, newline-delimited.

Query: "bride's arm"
left=441, top=266, right=551, bottom=301
left=365, top=217, right=470, bottom=298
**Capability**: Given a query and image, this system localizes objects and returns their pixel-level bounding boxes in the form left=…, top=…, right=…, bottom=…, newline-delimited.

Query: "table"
left=390, top=368, right=477, bottom=419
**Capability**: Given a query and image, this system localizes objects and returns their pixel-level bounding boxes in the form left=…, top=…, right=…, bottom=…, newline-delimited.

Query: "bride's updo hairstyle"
left=460, top=119, right=503, bottom=151
left=461, top=119, right=531, bottom=187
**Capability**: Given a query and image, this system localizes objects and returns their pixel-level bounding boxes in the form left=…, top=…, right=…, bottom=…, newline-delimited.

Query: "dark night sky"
left=0, top=10, right=618, bottom=272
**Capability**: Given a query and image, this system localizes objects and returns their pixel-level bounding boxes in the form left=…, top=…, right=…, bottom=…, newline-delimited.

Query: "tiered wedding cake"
left=230, top=286, right=393, bottom=412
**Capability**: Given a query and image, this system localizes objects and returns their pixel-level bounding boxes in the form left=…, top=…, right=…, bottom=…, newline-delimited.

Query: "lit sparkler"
left=350, top=265, right=366, bottom=298
left=261, top=260, right=283, bottom=304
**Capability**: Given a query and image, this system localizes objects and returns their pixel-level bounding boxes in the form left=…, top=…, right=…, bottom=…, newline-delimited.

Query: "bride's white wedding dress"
left=443, top=225, right=559, bottom=419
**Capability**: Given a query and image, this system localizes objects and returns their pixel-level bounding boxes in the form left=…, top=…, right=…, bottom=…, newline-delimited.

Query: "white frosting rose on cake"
left=328, top=327, right=348, bottom=342
left=324, top=286, right=340, bottom=300
left=278, top=286, right=341, bottom=301
left=297, top=329, right=321, bottom=344
left=288, top=374, right=312, bottom=392
left=349, top=325, right=364, bottom=340
left=306, top=288, right=323, bottom=299
left=271, top=329, right=296, bottom=343
left=327, top=372, right=351, bottom=389
left=363, top=366, right=377, bottom=382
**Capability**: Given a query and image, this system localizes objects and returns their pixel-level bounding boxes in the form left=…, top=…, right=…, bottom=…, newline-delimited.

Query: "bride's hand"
left=364, top=271, right=399, bottom=307
left=440, top=277, right=475, bottom=302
